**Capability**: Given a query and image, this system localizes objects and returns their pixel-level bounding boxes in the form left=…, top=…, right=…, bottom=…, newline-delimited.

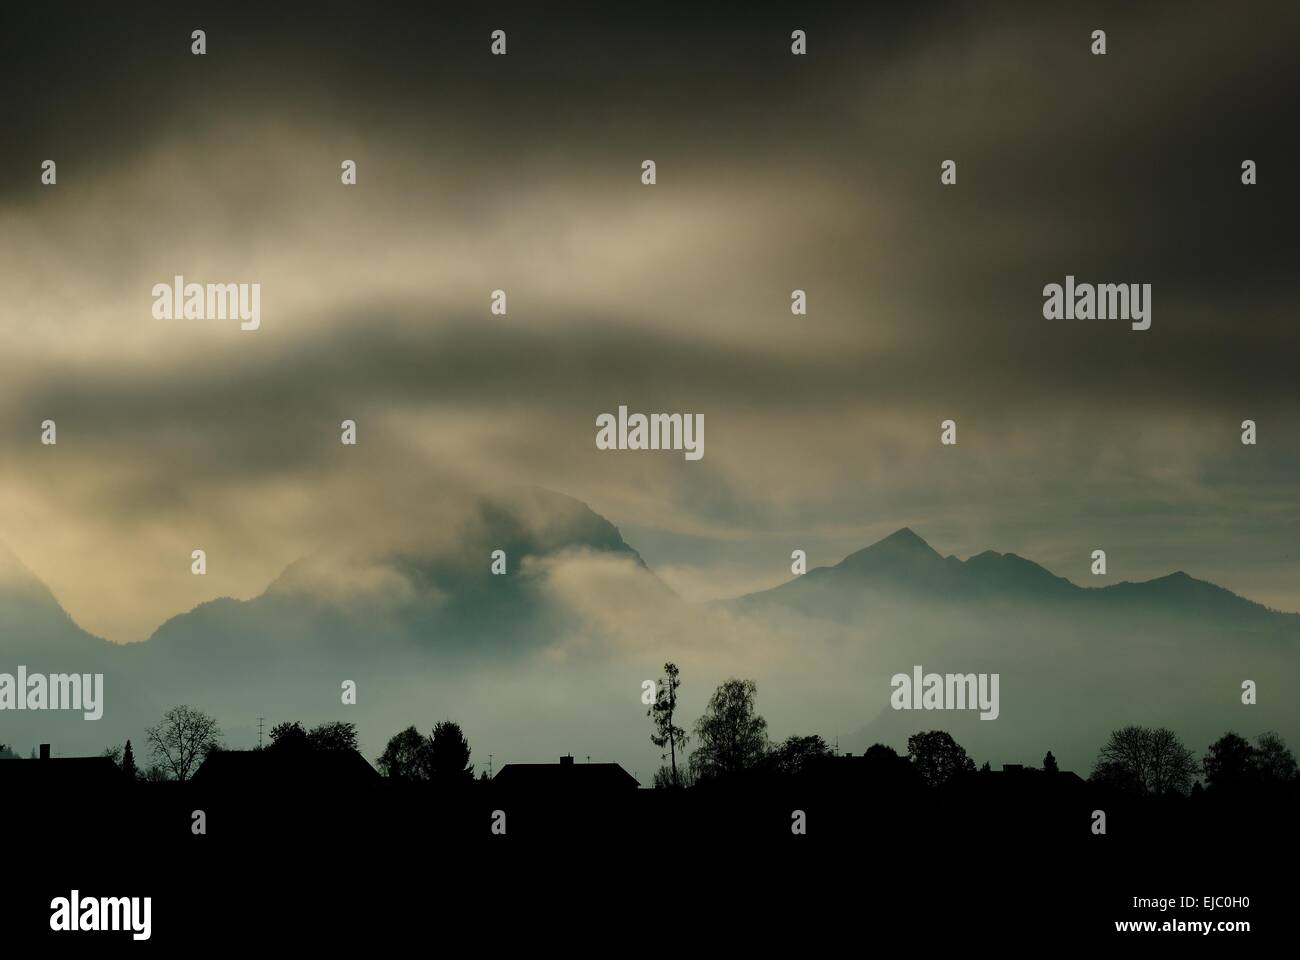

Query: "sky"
left=1, top=0, right=1298, bottom=643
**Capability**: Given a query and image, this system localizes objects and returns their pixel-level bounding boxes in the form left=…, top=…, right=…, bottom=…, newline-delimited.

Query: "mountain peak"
left=836, top=526, right=944, bottom=575
left=873, top=527, right=937, bottom=552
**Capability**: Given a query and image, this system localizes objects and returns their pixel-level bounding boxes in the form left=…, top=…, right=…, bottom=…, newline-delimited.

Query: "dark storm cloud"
left=1, top=0, right=1298, bottom=637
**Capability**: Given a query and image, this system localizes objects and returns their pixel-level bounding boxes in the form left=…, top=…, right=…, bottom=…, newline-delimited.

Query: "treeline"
left=10, top=667, right=1297, bottom=797
left=641, top=664, right=1299, bottom=796
left=24, top=708, right=481, bottom=786
left=1091, top=725, right=1298, bottom=795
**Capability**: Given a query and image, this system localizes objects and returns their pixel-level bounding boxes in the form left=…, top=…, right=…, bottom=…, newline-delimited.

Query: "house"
left=493, top=754, right=639, bottom=792
left=990, top=763, right=1086, bottom=786
left=192, top=747, right=381, bottom=787
left=0, top=743, right=124, bottom=788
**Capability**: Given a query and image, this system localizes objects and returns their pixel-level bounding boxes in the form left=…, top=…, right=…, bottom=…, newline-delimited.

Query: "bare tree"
left=1145, top=728, right=1197, bottom=795
left=1091, top=725, right=1195, bottom=796
left=145, top=705, right=223, bottom=782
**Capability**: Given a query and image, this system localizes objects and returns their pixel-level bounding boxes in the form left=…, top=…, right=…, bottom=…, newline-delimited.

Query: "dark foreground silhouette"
left=4, top=745, right=1293, bottom=946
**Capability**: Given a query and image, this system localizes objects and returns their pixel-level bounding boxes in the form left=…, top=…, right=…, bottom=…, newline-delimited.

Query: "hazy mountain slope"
left=736, top=526, right=1294, bottom=626
left=727, top=528, right=1298, bottom=769
left=0, top=541, right=110, bottom=662
left=145, top=487, right=651, bottom=665
left=2, top=509, right=1295, bottom=777
left=0, top=488, right=661, bottom=760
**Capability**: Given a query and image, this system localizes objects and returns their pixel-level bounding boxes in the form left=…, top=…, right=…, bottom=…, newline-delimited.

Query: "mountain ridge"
left=1, top=505, right=1295, bottom=771
left=736, top=526, right=1296, bottom=621
left=2, top=508, right=1296, bottom=656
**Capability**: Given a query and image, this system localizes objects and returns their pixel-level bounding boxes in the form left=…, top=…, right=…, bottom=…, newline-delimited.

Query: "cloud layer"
left=1, top=1, right=1298, bottom=639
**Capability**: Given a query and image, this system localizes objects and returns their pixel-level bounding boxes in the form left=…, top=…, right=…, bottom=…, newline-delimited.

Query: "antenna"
left=256, top=717, right=265, bottom=750
left=488, top=753, right=494, bottom=777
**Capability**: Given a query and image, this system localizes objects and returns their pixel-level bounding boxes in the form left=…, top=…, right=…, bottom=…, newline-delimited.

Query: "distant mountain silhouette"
left=4, top=510, right=1290, bottom=666
left=142, top=487, right=658, bottom=670
left=0, top=541, right=107, bottom=662
left=736, top=526, right=1293, bottom=624
left=1, top=503, right=1295, bottom=768
left=0, top=488, right=663, bottom=755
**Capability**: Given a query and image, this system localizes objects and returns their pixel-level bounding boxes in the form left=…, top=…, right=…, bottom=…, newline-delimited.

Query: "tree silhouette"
left=308, top=721, right=359, bottom=752
left=863, top=743, right=923, bottom=787
left=269, top=720, right=359, bottom=753
left=426, top=721, right=473, bottom=783
left=648, top=662, right=688, bottom=788
left=1091, top=725, right=1195, bottom=796
left=1252, top=731, right=1297, bottom=784
left=652, top=760, right=697, bottom=789
left=769, top=734, right=832, bottom=777
left=145, top=705, right=223, bottom=782
left=1141, top=728, right=1196, bottom=795
left=1203, top=732, right=1255, bottom=789
left=0, top=743, right=19, bottom=760
left=691, top=678, right=768, bottom=781
left=377, top=726, right=427, bottom=780
left=269, top=721, right=309, bottom=751
left=906, top=731, right=975, bottom=786
left=122, top=740, right=138, bottom=781
left=1042, top=750, right=1058, bottom=774
left=267, top=718, right=308, bottom=749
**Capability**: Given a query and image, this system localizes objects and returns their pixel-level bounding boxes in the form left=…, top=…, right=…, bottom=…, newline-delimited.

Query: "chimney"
left=560, top=755, right=574, bottom=766
left=39, top=743, right=50, bottom=760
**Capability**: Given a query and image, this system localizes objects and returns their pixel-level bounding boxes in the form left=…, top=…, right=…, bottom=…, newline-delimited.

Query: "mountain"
left=0, top=542, right=131, bottom=756
left=0, top=488, right=663, bottom=760
left=736, top=527, right=1291, bottom=625
left=144, top=487, right=656, bottom=669
left=724, top=527, right=1297, bottom=767
left=1, top=508, right=1295, bottom=774
left=0, top=541, right=108, bottom=663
